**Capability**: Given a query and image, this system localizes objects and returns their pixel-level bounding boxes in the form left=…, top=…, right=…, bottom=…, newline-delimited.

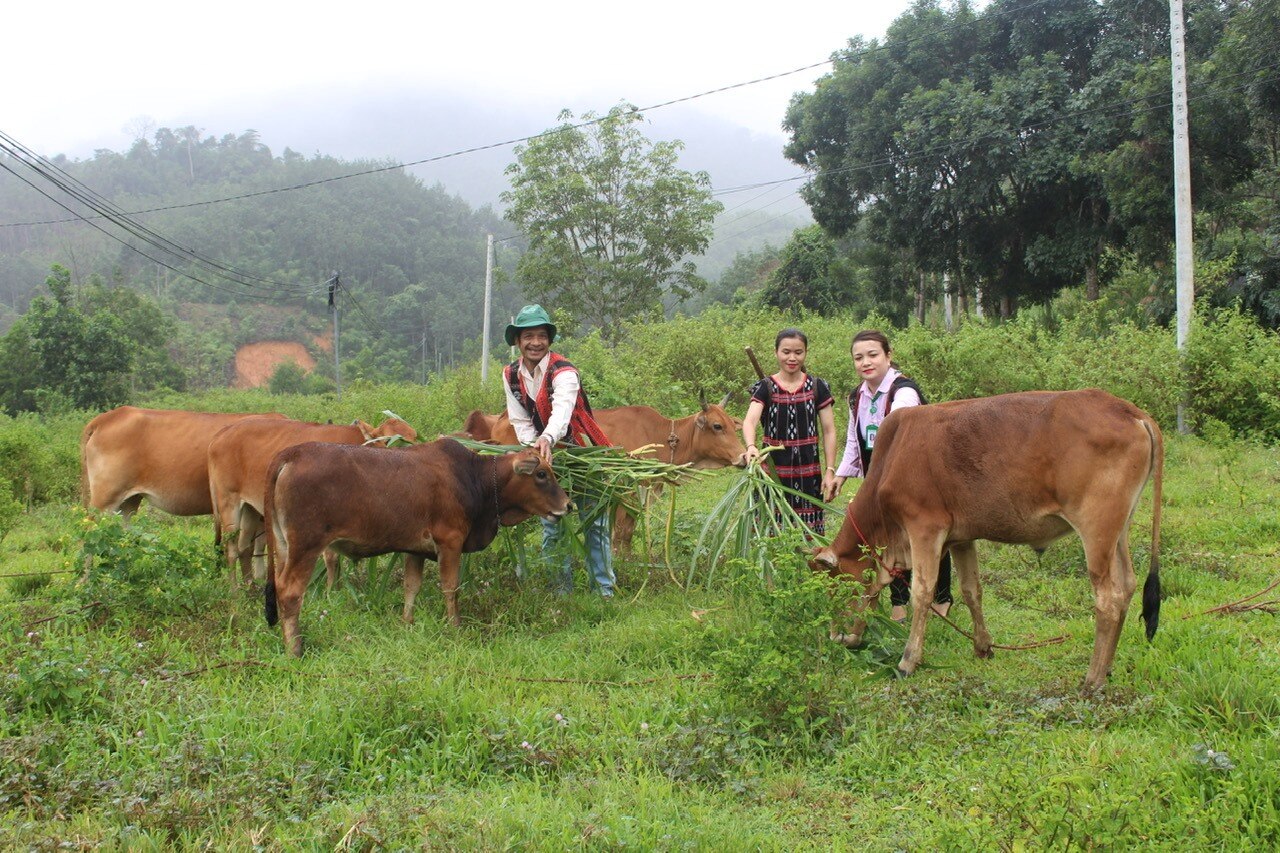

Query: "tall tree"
left=0, top=265, right=132, bottom=413
left=502, top=104, right=722, bottom=341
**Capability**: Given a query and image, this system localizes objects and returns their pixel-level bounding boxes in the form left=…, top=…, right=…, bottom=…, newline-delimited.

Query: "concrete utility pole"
left=1170, top=0, right=1195, bottom=434
left=943, top=272, right=954, bottom=331
left=481, top=234, right=494, bottom=384
left=328, top=271, right=342, bottom=401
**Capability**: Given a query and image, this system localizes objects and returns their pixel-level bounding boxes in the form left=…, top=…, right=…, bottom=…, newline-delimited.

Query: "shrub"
left=77, top=514, right=222, bottom=621
left=701, top=533, right=864, bottom=747
left=1186, top=306, right=1280, bottom=441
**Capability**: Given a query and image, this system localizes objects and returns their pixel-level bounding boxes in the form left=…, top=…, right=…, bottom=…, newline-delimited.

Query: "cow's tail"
left=263, top=457, right=285, bottom=627
left=1140, top=416, right=1164, bottom=641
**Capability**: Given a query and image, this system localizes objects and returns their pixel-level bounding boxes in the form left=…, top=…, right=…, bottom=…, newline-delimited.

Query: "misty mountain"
left=190, top=86, right=811, bottom=213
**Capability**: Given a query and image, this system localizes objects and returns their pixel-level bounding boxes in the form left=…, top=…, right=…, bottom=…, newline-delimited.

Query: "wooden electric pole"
left=328, top=271, right=342, bottom=401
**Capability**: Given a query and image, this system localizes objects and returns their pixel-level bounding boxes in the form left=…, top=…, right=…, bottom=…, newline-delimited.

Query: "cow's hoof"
left=975, top=646, right=994, bottom=660
left=894, top=667, right=912, bottom=680
left=1079, top=680, right=1106, bottom=697
left=830, top=631, right=865, bottom=649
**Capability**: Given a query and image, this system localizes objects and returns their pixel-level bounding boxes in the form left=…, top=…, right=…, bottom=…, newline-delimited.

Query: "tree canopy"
left=502, top=105, right=722, bottom=341
left=782, top=0, right=1277, bottom=321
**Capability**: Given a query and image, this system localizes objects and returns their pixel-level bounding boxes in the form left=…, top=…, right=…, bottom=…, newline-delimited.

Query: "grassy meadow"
left=3, top=310, right=1280, bottom=849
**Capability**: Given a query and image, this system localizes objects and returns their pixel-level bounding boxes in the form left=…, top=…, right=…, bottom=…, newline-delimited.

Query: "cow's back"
left=270, top=439, right=480, bottom=548
left=82, top=407, right=281, bottom=516
left=594, top=406, right=662, bottom=450
left=209, top=418, right=369, bottom=514
left=870, top=390, right=1155, bottom=546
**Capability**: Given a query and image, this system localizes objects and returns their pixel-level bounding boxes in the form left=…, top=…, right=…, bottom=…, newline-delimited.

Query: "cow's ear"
left=514, top=454, right=540, bottom=475
left=355, top=420, right=375, bottom=441
left=696, top=414, right=708, bottom=430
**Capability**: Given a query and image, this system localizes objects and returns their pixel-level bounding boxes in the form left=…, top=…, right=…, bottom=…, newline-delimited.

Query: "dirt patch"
left=233, top=341, right=316, bottom=389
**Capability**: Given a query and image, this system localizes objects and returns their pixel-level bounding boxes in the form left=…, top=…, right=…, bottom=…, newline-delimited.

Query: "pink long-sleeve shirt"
left=834, top=368, right=921, bottom=479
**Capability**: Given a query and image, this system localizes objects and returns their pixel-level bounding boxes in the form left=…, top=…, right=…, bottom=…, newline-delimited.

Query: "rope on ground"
left=930, top=607, right=1070, bottom=651
left=24, top=600, right=102, bottom=628
left=159, top=656, right=712, bottom=688
left=1187, top=573, right=1280, bottom=619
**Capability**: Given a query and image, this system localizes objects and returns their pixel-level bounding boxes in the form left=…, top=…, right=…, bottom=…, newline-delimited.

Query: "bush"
left=0, top=412, right=81, bottom=506
left=77, top=514, right=222, bottom=621
left=1186, top=306, right=1280, bottom=441
left=701, top=534, right=862, bottom=747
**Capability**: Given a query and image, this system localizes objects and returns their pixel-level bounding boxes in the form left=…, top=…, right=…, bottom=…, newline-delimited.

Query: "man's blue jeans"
left=541, top=495, right=614, bottom=597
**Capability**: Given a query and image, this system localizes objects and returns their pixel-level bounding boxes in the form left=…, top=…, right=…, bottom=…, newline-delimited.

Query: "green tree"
left=0, top=266, right=132, bottom=413
left=760, top=225, right=843, bottom=311
left=502, top=104, right=722, bottom=341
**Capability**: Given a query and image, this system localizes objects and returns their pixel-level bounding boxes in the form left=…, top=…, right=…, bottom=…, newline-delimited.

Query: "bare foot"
left=891, top=605, right=907, bottom=623
left=932, top=602, right=952, bottom=619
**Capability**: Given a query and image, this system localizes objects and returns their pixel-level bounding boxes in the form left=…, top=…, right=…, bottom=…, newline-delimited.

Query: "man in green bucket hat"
left=502, top=304, right=616, bottom=597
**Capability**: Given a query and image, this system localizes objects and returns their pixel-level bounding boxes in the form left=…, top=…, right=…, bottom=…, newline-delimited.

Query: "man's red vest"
left=504, top=353, right=612, bottom=447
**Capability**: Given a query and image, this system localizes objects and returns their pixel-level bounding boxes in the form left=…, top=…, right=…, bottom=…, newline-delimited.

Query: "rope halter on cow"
left=666, top=420, right=679, bottom=464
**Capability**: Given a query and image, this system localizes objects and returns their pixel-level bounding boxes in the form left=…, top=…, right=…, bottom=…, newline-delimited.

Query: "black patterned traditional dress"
left=750, top=374, right=834, bottom=534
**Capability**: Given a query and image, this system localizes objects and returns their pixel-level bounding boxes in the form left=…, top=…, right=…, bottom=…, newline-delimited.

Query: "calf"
left=263, top=439, right=571, bottom=655
left=208, top=414, right=417, bottom=586
left=813, top=389, right=1163, bottom=691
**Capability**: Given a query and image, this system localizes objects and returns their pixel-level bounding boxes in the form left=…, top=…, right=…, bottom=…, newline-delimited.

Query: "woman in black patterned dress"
left=741, top=328, right=838, bottom=535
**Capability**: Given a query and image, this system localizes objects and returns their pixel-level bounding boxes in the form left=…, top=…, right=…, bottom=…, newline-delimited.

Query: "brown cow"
left=81, top=406, right=285, bottom=518
left=595, top=396, right=746, bottom=550
left=813, top=389, right=1163, bottom=692
left=263, top=439, right=571, bottom=655
left=208, top=414, right=418, bottom=586
left=460, top=395, right=746, bottom=549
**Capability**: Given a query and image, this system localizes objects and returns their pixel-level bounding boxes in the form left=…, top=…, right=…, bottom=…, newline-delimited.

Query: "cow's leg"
left=323, top=550, right=341, bottom=591
left=1082, top=526, right=1136, bottom=691
left=950, top=542, right=992, bottom=659
left=248, top=513, right=269, bottom=585
left=402, top=553, right=425, bottom=624
left=117, top=493, right=144, bottom=523
left=899, top=532, right=945, bottom=677
left=276, top=540, right=325, bottom=657
left=612, top=506, right=637, bottom=555
left=438, top=547, right=463, bottom=627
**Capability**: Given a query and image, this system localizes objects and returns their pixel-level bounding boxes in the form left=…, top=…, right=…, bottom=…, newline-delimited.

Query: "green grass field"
left=2, top=434, right=1278, bottom=850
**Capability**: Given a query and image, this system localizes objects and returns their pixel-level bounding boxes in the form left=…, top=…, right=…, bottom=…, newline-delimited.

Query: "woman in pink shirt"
left=825, top=329, right=952, bottom=622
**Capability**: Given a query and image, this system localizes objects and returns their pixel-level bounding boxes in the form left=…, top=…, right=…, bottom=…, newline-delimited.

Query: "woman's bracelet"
left=826, top=466, right=836, bottom=473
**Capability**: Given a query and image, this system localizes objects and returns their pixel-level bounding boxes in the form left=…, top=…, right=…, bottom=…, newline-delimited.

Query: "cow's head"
left=810, top=537, right=901, bottom=647
left=689, top=391, right=748, bottom=469
left=498, top=449, right=572, bottom=525
left=357, top=416, right=419, bottom=444
left=460, top=410, right=498, bottom=443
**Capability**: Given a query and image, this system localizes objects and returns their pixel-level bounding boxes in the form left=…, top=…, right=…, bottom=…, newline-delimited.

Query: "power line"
left=0, top=158, right=309, bottom=304
left=0, top=0, right=1067, bottom=230
left=0, top=132, right=320, bottom=302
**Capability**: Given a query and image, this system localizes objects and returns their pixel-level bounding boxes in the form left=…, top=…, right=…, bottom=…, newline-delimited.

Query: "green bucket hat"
left=505, top=304, right=557, bottom=346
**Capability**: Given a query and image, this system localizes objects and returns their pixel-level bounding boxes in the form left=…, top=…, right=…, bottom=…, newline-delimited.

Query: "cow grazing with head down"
left=208, top=414, right=418, bottom=587
left=81, top=406, right=285, bottom=518
left=263, top=439, right=571, bottom=656
left=813, top=389, right=1163, bottom=691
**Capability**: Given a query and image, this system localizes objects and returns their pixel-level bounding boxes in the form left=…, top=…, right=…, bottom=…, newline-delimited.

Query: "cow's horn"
left=718, top=392, right=731, bottom=408
left=699, top=388, right=708, bottom=412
